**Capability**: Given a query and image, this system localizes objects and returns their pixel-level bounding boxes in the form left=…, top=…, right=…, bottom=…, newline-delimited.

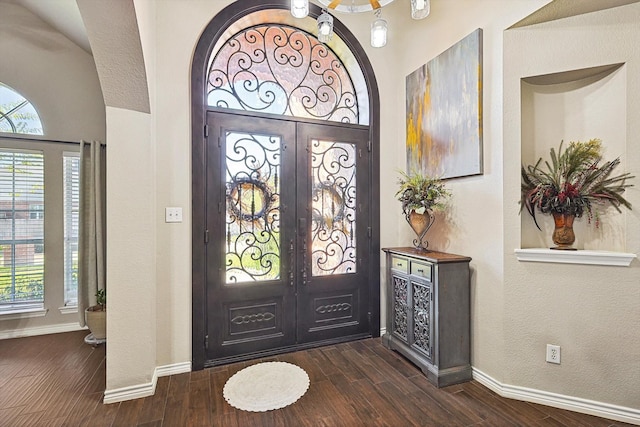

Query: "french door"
left=204, top=111, right=372, bottom=364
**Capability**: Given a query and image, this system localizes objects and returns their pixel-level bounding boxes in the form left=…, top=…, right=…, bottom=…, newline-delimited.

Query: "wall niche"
left=520, top=63, right=629, bottom=253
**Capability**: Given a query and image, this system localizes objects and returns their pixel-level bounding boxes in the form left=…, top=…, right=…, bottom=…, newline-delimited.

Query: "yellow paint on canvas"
left=407, top=112, right=419, bottom=155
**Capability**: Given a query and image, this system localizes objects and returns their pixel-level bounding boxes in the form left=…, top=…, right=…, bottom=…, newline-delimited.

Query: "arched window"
left=206, top=9, right=369, bottom=125
left=0, top=83, right=43, bottom=135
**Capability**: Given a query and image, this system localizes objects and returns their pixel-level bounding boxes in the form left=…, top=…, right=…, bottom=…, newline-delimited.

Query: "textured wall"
left=0, top=3, right=105, bottom=142
left=77, top=0, right=150, bottom=114
left=504, top=3, right=640, bottom=409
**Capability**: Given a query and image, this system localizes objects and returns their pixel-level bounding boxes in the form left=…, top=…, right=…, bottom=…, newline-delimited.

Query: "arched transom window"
left=0, top=83, right=43, bottom=135
left=206, top=10, right=369, bottom=125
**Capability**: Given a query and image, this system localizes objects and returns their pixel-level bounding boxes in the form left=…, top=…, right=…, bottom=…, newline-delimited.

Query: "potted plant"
left=396, top=170, right=450, bottom=250
left=85, top=288, right=106, bottom=341
left=521, top=139, right=634, bottom=249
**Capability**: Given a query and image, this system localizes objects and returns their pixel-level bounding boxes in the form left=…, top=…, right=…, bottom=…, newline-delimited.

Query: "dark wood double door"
left=203, top=111, right=373, bottom=365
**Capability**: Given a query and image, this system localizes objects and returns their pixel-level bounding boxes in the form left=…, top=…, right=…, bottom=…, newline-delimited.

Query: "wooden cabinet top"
left=382, top=247, right=472, bottom=264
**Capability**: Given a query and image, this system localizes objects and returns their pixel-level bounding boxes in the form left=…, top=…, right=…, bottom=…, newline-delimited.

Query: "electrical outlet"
left=546, top=344, right=561, bottom=364
left=165, top=207, right=183, bottom=223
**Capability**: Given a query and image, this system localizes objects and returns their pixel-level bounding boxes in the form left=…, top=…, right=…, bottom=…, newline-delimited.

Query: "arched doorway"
left=191, top=0, right=380, bottom=369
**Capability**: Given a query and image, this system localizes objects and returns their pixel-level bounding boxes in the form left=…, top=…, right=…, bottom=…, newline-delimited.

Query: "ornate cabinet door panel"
left=411, top=280, right=433, bottom=362
left=391, top=275, right=409, bottom=343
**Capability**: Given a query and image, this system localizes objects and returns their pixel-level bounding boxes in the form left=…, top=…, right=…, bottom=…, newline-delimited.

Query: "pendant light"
left=290, top=0, right=309, bottom=19
left=315, top=0, right=430, bottom=48
left=370, top=8, right=387, bottom=48
left=317, top=9, right=334, bottom=43
left=411, top=0, right=430, bottom=20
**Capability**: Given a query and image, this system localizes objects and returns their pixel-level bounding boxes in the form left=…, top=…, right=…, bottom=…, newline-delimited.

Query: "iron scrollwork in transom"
left=207, top=25, right=359, bottom=123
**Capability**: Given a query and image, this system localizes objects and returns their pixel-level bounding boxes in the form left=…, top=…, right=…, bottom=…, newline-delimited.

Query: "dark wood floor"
left=0, top=330, right=633, bottom=426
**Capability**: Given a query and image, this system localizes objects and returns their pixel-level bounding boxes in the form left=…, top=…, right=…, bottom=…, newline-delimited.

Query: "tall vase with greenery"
left=521, top=139, right=634, bottom=250
left=396, top=170, right=450, bottom=250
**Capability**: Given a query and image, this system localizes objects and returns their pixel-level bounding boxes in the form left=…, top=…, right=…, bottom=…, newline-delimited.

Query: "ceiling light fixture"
left=290, top=0, right=309, bottom=18
left=411, top=0, right=431, bottom=20
left=291, top=0, right=431, bottom=47
left=317, top=9, right=334, bottom=43
left=370, top=8, right=387, bottom=48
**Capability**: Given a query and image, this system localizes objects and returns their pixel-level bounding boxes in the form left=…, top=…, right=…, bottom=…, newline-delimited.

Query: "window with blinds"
left=0, top=150, right=45, bottom=308
left=63, top=153, right=79, bottom=306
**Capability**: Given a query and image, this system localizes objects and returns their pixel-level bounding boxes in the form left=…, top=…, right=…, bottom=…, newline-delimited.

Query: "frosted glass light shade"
left=411, top=0, right=430, bottom=20
left=370, top=18, right=387, bottom=48
left=317, top=10, right=334, bottom=43
left=291, top=0, right=309, bottom=18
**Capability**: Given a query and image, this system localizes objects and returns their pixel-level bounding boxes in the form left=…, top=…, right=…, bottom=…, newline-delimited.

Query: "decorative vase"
left=85, top=307, right=106, bottom=340
left=551, top=212, right=576, bottom=251
left=406, top=209, right=435, bottom=250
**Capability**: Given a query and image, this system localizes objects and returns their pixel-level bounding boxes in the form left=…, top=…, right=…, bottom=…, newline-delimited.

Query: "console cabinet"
left=382, top=247, right=472, bottom=387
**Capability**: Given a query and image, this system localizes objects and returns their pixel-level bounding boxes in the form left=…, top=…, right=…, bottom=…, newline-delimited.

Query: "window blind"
left=63, top=153, right=79, bottom=306
left=0, top=149, right=45, bottom=308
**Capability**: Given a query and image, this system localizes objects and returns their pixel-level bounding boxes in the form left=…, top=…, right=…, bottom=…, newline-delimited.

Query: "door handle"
left=289, top=239, right=294, bottom=287
left=301, top=238, right=308, bottom=285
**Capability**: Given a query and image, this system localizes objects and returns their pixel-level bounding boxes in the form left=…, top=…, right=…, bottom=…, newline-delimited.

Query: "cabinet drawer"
left=390, top=256, right=408, bottom=273
left=411, top=261, right=432, bottom=281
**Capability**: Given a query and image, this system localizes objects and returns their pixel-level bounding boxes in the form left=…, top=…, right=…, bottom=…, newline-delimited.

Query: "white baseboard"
left=103, top=375, right=156, bottom=404
left=0, top=322, right=86, bottom=340
left=156, top=361, right=192, bottom=378
left=472, top=367, right=640, bottom=425
left=103, top=361, right=191, bottom=404
left=379, top=326, right=387, bottom=336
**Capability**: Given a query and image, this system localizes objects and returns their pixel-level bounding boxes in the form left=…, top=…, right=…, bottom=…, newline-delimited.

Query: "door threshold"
left=202, top=333, right=372, bottom=369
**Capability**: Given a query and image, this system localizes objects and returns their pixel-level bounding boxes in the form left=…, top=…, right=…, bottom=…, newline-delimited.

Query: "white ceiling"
left=0, top=0, right=91, bottom=53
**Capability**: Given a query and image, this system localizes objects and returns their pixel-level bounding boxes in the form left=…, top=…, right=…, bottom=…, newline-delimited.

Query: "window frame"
left=0, top=137, right=80, bottom=318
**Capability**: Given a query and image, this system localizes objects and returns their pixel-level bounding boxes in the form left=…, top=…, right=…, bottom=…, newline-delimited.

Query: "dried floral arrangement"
left=521, top=139, right=634, bottom=228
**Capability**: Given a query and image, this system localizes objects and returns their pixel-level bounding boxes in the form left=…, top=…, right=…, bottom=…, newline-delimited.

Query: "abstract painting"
left=406, top=28, right=483, bottom=179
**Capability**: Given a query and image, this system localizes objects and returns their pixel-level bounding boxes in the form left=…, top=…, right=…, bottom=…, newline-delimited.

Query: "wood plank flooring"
left=0, top=330, right=633, bottom=426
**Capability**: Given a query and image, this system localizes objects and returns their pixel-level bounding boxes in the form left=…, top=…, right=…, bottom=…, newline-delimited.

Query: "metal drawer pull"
left=417, top=268, right=424, bottom=273
left=396, top=263, right=403, bottom=267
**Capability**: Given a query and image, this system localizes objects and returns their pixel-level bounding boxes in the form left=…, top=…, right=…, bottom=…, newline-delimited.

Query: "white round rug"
left=223, top=361, right=310, bottom=412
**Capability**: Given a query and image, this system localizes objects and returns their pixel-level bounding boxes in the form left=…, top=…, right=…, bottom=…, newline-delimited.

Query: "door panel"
left=205, top=112, right=371, bottom=363
left=206, top=112, right=297, bottom=361
left=296, top=123, right=371, bottom=343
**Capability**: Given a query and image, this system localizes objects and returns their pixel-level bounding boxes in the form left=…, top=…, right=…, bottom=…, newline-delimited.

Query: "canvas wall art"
left=406, top=28, right=483, bottom=179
